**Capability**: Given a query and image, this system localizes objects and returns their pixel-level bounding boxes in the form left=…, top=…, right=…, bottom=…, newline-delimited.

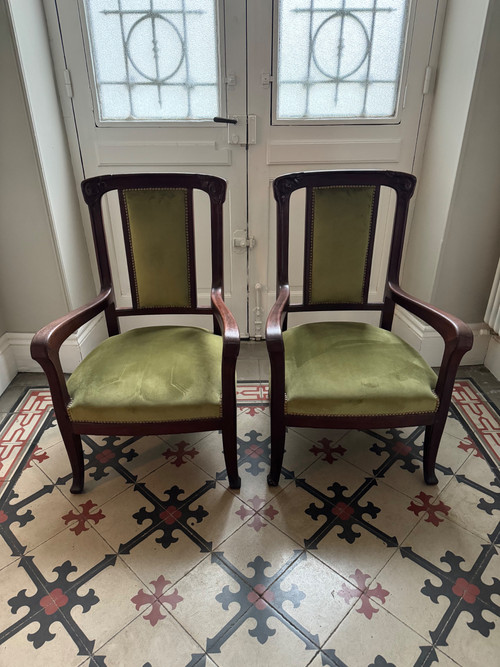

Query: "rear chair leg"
left=222, top=415, right=241, bottom=490
left=268, top=421, right=286, bottom=486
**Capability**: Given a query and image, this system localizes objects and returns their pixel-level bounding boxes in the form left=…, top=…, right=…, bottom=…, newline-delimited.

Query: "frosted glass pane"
left=84, top=0, right=220, bottom=121
left=277, top=0, right=408, bottom=120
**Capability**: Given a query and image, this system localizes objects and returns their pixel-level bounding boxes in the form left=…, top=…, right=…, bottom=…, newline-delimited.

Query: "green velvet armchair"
left=266, top=170, right=473, bottom=486
left=31, top=173, right=240, bottom=493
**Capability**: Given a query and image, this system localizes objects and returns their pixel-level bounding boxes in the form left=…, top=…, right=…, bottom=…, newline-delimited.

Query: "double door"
left=55, top=0, right=442, bottom=337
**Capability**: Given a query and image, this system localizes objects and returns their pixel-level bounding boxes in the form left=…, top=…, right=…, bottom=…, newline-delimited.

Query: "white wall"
left=401, top=0, right=491, bottom=317
left=6, top=0, right=95, bottom=314
left=432, top=0, right=500, bottom=322
left=0, top=0, right=68, bottom=332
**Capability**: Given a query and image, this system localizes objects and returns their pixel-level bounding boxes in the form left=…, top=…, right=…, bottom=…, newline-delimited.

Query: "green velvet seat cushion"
left=67, top=326, right=222, bottom=423
left=283, top=322, right=438, bottom=417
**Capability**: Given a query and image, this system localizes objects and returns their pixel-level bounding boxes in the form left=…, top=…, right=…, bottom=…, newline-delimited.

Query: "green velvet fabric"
left=67, top=326, right=222, bottom=423
left=309, top=186, right=375, bottom=304
left=283, top=322, right=438, bottom=417
left=122, top=189, right=192, bottom=308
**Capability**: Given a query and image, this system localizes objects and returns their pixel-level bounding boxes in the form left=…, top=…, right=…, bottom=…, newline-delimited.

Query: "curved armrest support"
left=388, top=282, right=473, bottom=396
left=31, top=288, right=112, bottom=362
left=265, top=285, right=290, bottom=405
left=211, top=288, right=240, bottom=360
left=265, top=284, right=290, bottom=355
left=30, top=289, right=112, bottom=406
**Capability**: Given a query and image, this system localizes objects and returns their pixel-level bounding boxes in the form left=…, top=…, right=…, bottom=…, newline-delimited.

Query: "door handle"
left=213, top=116, right=238, bottom=124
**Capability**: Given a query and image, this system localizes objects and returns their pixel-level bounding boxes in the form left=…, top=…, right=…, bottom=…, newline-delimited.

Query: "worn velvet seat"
left=266, top=170, right=473, bottom=486
left=31, top=173, right=240, bottom=493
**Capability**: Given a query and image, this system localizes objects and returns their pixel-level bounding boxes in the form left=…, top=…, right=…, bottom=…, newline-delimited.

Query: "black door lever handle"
left=213, top=116, right=238, bottom=124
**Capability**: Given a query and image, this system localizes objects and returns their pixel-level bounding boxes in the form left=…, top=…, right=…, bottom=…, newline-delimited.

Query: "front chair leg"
left=422, top=414, right=447, bottom=485
left=61, top=432, right=85, bottom=494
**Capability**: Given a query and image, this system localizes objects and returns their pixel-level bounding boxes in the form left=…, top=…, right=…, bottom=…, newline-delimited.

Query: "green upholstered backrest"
left=120, top=188, right=195, bottom=309
left=305, top=185, right=377, bottom=305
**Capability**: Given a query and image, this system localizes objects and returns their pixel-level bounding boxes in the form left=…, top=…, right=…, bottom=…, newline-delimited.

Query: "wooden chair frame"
left=31, top=173, right=240, bottom=493
left=266, top=170, right=473, bottom=486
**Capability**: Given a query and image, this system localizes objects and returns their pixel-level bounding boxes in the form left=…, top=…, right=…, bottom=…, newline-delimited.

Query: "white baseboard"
left=0, top=314, right=106, bottom=393
left=0, top=334, right=18, bottom=395
left=485, top=334, right=500, bottom=380
left=393, top=307, right=490, bottom=367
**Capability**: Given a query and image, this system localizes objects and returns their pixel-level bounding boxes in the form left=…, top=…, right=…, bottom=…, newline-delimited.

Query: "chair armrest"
left=266, top=284, right=290, bottom=353
left=388, top=282, right=473, bottom=349
left=31, top=288, right=112, bottom=362
left=211, top=288, right=240, bottom=359
left=388, top=281, right=473, bottom=396
left=31, top=288, right=112, bottom=408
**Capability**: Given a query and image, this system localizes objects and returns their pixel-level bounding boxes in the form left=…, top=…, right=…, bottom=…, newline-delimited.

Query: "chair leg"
left=267, top=418, right=286, bottom=486
left=422, top=414, right=447, bottom=485
left=222, top=416, right=241, bottom=490
left=61, top=431, right=85, bottom=494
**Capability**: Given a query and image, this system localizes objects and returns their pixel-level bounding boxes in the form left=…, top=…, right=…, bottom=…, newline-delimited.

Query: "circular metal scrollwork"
left=312, top=12, right=370, bottom=81
left=125, top=13, right=185, bottom=83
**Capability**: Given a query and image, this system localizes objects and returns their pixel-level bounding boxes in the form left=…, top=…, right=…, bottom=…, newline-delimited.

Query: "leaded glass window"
left=83, top=0, right=220, bottom=121
left=277, top=0, right=409, bottom=120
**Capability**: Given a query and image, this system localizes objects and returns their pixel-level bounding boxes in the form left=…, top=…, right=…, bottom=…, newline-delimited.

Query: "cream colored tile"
left=66, top=559, right=146, bottom=650
left=321, top=600, right=433, bottom=666
left=167, top=553, right=253, bottom=650
left=312, top=527, right=398, bottom=585
left=439, top=477, right=500, bottom=541
left=214, top=521, right=303, bottom=584
left=0, top=536, right=19, bottom=571
left=184, top=480, right=250, bottom=550
left=0, top=613, right=84, bottom=667
left=89, top=484, right=156, bottom=552
left=401, top=513, right=487, bottom=575
left=0, top=558, right=40, bottom=628
left=34, top=417, right=63, bottom=452
left=269, top=552, right=355, bottom=646
left=138, top=458, right=217, bottom=503
left=208, top=609, right=319, bottom=667
left=438, top=601, right=500, bottom=667
left=456, top=451, right=499, bottom=488
left=293, top=455, right=372, bottom=498
left=236, top=359, right=260, bottom=381
left=444, top=413, right=469, bottom=440
left=93, top=604, right=205, bottom=666
left=374, top=548, right=459, bottom=641
left=29, top=525, right=114, bottom=588
left=264, top=478, right=330, bottom=547
left=7, top=479, right=80, bottom=553
left=35, top=435, right=132, bottom=506
left=287, top=426, right=348, bottom=449
left=118, top=533, right=212, bottom=591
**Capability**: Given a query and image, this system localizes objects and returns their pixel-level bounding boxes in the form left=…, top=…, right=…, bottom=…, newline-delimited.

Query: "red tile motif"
left=453, top=380, right=500, bottom=465
left=61, top=500, right=106, bottom=535
left=0, top=389, right=53, bottom=486
left=407, top=492, right=451, bottom=526
left=337, top=570, right=390, bottom=620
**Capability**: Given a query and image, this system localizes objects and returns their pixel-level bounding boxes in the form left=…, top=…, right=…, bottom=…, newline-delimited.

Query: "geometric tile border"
left=453, top=379, right=500, bottom=469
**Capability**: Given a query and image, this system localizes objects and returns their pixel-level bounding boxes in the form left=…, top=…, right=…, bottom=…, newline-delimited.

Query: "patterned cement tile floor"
left=0, top=348, right=499, bottom=666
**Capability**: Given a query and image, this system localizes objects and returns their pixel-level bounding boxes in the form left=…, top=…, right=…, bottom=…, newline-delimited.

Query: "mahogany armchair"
left=31, top=173, right=240, bottom=493
left=266, top=170, right=473, bottom=486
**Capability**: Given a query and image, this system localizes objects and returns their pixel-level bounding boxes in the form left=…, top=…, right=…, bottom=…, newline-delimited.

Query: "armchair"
left=31, top=173, right=240, bottom=493
left=266, top=170, right=473, bottom=486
